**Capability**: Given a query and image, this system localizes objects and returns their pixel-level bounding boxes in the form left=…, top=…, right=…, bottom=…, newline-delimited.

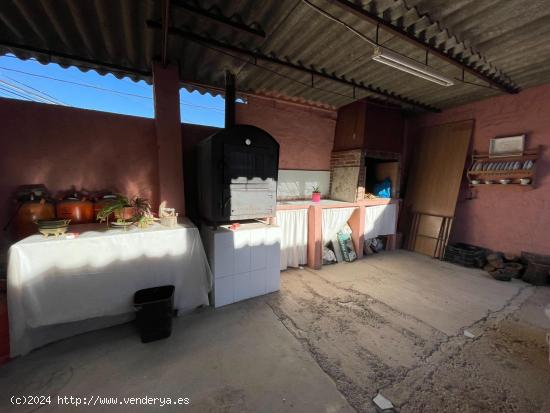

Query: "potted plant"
left=96, top=195, right=132, bottom=224
left=132, top=197, right=154, bottom=228
left=96, top=195, right=154, bottom=228
left=311, top=185, right=321, bottom=203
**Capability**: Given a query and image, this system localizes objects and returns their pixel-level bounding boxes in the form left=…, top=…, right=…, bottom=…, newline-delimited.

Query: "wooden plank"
left=404, top=121, right=473, bottom=257
left=415, top=235, right=438, bottom=257
left=405, top=120, right=473, bottom=217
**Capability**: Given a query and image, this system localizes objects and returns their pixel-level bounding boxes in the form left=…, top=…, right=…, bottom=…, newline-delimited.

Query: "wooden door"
left=404, top=120, right=473, bottom=256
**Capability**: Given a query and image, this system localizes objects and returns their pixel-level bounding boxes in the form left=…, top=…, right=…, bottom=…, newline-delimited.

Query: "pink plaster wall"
left=0, top=98, right=159, bottom=244
left=236, top=96, right=337, bottom=170
left=407, top=83, right=550, bottom=255
left=153, top=62, right=185, bottom=214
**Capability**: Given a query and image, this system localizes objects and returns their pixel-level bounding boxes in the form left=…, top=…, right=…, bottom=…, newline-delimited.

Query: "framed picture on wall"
left=489, top=134, right=525, bottom=157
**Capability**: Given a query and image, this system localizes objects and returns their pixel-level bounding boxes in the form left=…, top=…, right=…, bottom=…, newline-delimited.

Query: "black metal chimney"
left=224, top=70, right=236, bottom=129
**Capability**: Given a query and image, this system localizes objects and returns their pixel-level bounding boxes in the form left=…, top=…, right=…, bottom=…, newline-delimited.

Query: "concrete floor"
left=1, top=250, right=549, bottom=412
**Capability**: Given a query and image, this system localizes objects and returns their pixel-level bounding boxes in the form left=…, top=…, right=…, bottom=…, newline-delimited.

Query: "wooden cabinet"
left=333, top=100, right=366, bottom=151
left=333, top=100, right=404, bottom=153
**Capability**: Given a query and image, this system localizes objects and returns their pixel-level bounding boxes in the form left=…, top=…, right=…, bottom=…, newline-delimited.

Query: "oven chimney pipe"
left=225, top=70, right=236, bottom=129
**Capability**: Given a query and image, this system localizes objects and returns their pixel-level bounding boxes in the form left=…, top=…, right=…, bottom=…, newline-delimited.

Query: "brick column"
left=152, top=62, right=185, bottom=214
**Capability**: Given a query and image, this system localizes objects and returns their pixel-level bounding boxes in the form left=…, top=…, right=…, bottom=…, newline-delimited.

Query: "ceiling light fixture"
left=372, top=46, right=454, bottom=87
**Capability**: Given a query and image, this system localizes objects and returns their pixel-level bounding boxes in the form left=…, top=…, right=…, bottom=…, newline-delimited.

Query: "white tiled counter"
left=201, top=222, right=281, bottom=308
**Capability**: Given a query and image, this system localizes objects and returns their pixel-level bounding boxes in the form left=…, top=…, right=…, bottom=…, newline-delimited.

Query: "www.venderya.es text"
left=11, top=395, right=191, bottom=407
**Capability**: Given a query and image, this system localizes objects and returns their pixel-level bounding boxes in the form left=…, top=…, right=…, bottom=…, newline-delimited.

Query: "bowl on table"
left=499, top=179, right=512, bottom=185
left=35, top=219, right=71, bottom=237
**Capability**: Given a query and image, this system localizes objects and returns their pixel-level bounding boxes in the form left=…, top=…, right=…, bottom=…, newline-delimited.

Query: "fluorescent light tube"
left=372, top=46, right=454, bottom=87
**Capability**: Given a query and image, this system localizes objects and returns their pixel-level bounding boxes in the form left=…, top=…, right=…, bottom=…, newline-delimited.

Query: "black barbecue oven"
left=196, top=124, right=279, bottom=224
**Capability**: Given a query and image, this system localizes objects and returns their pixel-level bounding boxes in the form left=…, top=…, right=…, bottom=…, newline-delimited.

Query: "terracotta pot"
left=56, top=196, right=94, bottom=224
left=12, top=199, right=55, bottom=240
left=93, top=195, right=117, bottom=221
left=114, top=206, right=135, bottom=221
left=312, top=192, right=321, bottom=203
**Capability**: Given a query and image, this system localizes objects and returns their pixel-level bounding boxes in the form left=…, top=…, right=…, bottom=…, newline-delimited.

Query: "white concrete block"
left=266, top=267, right=281, bottom=293
left=250, top=228, right=267, bottom=270
left=214, top=275, right=234, bottom=307
left=234, top=272, right=252, bottom=301
left=234, top=229, right=251, bottom=274
left=265, top=226, right=281, bottom=269
left=213, top=230, right=234, bottom=278
left=250, top=269, right=267, bottom=297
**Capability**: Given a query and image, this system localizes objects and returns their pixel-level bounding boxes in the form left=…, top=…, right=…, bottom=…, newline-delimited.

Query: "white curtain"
left=322, top=207, right=356, bottom=262
left=364, top=204, right=397, bottom=239
left=276, top=209, right=308, bottom=270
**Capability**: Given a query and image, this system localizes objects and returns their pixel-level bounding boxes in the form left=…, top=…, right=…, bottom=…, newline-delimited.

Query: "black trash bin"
left=134, top=285, right=175, bottom=343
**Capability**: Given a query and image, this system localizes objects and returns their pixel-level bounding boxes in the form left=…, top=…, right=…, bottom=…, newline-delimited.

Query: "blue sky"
left=0, top=54, right=225, bottom=127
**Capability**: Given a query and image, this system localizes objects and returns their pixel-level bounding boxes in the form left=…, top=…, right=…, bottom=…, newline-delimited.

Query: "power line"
left=0, top=65, right=224, bottom=111
left=0, top=78, right=60, bottom=105
left=0, top=81, right=42, bottom=102
left=5, top=74, right=65, bottom=105
left=0, top=65, right=151, bottom=99
left=0, top=84, right=33, bottom=101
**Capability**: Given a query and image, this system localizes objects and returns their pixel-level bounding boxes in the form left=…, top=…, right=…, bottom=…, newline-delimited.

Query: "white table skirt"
left=8, top=219, right=212, bottom=357
left=276, top=209, right=308, bottom=270
left=364, top=204, right=397, bottom=239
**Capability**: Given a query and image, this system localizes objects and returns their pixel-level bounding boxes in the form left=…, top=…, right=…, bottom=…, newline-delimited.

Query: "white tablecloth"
left=8, top=219, right=212, bottom=357
left=364, top=204, right=397, bottom=239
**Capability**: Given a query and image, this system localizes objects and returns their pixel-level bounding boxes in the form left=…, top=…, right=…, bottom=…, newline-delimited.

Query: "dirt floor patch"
left=268, top=253, right=550, bottom=412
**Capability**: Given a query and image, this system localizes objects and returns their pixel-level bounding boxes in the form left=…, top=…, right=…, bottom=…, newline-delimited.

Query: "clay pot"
left=56, top=196, right=94, bottom=224
left=114, top=206, right=135, bottom=221
left=93, top=195, right=117, bottom=221
left=12, top=198, right=55, bottom=240
left=312, top=192, right=321, bottom=203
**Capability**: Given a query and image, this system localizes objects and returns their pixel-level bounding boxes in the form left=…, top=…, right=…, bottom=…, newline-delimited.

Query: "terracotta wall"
left=0, top=95, right=337, bottom=245
left=0, top=98, right=159, bottom=246
left=236, top=96, right=337, bottom=170
left=407, top=83, right=550, bottom=255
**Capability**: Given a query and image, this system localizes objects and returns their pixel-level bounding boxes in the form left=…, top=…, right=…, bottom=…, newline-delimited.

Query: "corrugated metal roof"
left=1, top=0, right=549, bottom=111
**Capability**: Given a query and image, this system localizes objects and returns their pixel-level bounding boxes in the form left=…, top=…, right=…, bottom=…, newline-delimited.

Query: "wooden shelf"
left=467, top=147, right=540, bottom=188
left=467, top=170, right=533, bottom=177
left=470, top=182, right=532, bottom=188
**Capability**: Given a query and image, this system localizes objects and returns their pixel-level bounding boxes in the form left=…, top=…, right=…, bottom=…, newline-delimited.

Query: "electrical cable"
left=0, top=65, right=224, bottom=111
left=0, top=84, right=33, bottom=101
left=301, top=0, right=496, bottom=91
left=4, top=74, right=65, bottom=105
left=198, top=42, right=358, bottom=101
left=0, top=78, right=60, bottom=105
left=301, top=0, right=377, bottom=46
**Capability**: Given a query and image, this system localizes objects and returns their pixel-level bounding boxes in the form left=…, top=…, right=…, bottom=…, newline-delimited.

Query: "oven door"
left=227, top=180, right=276, bottom=220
